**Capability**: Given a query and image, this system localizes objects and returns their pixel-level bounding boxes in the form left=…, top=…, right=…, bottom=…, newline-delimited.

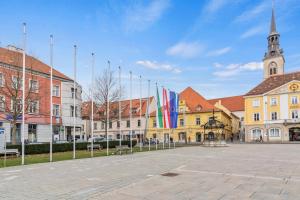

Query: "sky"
left=0, top=0, right=300, bottom=100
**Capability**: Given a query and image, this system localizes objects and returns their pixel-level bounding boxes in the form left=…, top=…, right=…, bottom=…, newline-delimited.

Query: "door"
left=196, top=133, right=202, bottom=142
left=289, top=127, right=300, bottom=141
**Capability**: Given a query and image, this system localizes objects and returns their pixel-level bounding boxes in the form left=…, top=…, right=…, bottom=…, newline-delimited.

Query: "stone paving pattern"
left=0, top=144, right=300, bottom=200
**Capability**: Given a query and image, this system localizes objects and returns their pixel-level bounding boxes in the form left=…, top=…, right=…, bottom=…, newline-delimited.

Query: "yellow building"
left=244, top=8, right=300, bottom=142
left=147, top=87, right=238, bottom=143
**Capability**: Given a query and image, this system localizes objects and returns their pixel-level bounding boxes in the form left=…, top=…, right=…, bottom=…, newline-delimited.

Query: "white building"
left=82, top=97, right=155, bottom=141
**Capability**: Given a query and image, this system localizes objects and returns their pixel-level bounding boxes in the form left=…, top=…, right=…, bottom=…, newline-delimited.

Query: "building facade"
left=147, top=87, right=237, bottom=143
left=0, top=46, right=83, bottom=144
left=208, top=96, right=245, bottom=140
left=82, top=97, right=155, bottom=141
left=244, top=8, right=300, bottom=142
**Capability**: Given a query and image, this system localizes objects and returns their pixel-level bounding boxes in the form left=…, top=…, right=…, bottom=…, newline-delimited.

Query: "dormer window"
left=196, top=105, right=202, bottom=111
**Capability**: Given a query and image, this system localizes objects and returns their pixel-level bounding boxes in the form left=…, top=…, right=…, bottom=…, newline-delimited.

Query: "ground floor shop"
left=0, top=121, right=83, bottom=144
left=147, top=127, right=233, bottom=144
left=245, top=123, right=300, bottom=142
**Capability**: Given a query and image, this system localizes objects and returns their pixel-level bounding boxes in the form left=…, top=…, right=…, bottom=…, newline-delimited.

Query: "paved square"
left=0, top=144, right=300, bottom=200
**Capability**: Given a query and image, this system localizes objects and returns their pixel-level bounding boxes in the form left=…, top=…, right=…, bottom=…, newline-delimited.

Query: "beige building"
left=244, top=7, right=300, bottom=142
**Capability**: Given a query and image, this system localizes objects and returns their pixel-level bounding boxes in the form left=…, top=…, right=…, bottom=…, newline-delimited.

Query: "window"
left=180, top=119, right=184, bottom=127
left=0, top=73, right=4, bottom=87
left=269, top=128, right=280, bottom=137
left=271, top=112, right=277, bottom=120
left=270, top=97, right=277, bottom=106
left=70, top=106, right=78, bottom=117
left=153, top=120, right=156, bottom=128
left=109, top=121, right=112, bottom=129
left=29, top=80, right=38, bottom=92
left=12, top=76, right=22, bottom=89
left=126, top=120, right=130, bottom=128
left=53, top=104, right=60, bottom=117
left=101, top=122, right=105, bottom=129
left=71, top=88, right=78, bottom=99
left=93, top=122, right=97, bottom=130
left=53, top=85, right=60, bottom=97
left=252, top=99, right=260, bottom=107
left=28, top=124, right=37, bottom=143
left=137, top=119, right=141, bottom=127
left=292, top=110, right=299, bottom=119
left=117, top=121, right=120, bottom=128
left=252, top=129, right=262, bottom=139
left=291, top=96, right=298, bottom=105
left=0, top=96, right=5, bottom=112
left=253, top=113, right=260, bottom=121
left=11, top=99, right=22, bottom=112
left=196, top=117, right=200, bottom=125
left=28, top=101, right=39, bottom=114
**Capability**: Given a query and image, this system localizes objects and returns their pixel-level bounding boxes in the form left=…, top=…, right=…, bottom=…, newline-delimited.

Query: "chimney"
left=7, top=45, right=23, bottom=53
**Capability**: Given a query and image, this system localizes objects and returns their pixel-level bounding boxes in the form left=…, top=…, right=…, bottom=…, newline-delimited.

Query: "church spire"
left=263, top=0, right=284, bottom=80
left=270, top=5, right=277, bottom=35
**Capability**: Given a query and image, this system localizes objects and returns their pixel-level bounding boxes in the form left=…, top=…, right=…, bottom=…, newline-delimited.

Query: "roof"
left=0, top=47, right=71, bottom=81
left=208, top=95, right=245, bottom=112
left=179, top=87, right=216, bottom=112
left=81, top=101, right=100, bottom=120
left=245, top=71, right=300, bottom=96
left=82, top=97, right=154, bottom=120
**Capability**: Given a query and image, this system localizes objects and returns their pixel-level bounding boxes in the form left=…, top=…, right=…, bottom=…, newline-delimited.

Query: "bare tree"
left=0, top=50, right=43, bottom=145
left=93, top=67, right=122, bottom=139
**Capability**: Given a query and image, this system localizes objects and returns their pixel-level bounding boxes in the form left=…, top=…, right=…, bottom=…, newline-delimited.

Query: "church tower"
left=263, top=5, right=285, bottom=79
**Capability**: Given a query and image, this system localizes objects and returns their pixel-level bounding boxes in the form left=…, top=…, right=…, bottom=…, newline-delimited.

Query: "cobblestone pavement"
left=0, top=144, right=300, bottom=200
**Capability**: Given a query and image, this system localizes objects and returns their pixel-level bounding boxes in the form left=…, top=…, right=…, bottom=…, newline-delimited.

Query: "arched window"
left=269, top=62, right=277, bottom=76
left=252, top=128, right=262, bottom=139
left=269, top=128, right=280, bottom=137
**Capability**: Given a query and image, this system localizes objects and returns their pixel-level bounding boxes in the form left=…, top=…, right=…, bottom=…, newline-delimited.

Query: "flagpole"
left=107, top=61, right=110, bottom=156
left=147, top=80, right=150, bottom=151
left=91, top=53, right=95, bottom=157
left=49, top=35, right=53, bottom=162
left=21, top=23, right=26, bottom=165
left=162, top=86, right=164, bottom=150
left=155, top=82, right=158, bottom=151
left=139, top=75, right=142, bottom=151
left=168, top=89, right=171, bottom=149
left=73, top=45, right=77, bottom=159
left=129, top=71, right=133, bottom=153
left=118, top=66, right=122, bottom=151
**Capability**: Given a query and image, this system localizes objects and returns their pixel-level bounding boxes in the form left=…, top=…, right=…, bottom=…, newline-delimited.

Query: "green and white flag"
left=156, top=85, right=163, bottom=128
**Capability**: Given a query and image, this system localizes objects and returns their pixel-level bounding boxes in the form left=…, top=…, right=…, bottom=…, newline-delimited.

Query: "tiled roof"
left=208, top=95, right=245, bottom=112
left=179, top=87, right=216, bottom=112
left=245, top=71, right=300, bottom=96
left=82, top=97, right=154, bottom=120
left=81, top=101, right=100, bottom=120
left=0, top=47, right=71, bottom=81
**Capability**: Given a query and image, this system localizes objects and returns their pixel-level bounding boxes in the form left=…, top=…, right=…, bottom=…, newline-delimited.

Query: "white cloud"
left=213, top=62, right=223, bottom=68
left=136, top=60, right=182, bottom=74
left=207, top=46, right=231, bottom=57
left=123, top=0, right=170, bottom=32
left=166, top=42, right=204, bottom=58
left=235, top=0, right=269, bottom=22
left=213, top=62, right=263, bottom=77
left=203, top=0, right=229, bottom=13
left=240, top=25, right=264, bottom=39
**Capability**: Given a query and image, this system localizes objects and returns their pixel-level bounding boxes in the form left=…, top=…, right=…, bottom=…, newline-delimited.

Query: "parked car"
left=88, top=137, right=105, bottom=143
left=144, top=139, right=159, bottom=145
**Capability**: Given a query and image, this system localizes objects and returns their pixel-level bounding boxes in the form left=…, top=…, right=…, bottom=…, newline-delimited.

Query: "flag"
left=169, top=91, right=176, bottom=128
left=156, top=86, right=163, bottom=128
left=169, top=91, right=179, bottom=128
left=174, top=93, right=179, bottom=128
left=162, top=88, right=170, bottom=128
